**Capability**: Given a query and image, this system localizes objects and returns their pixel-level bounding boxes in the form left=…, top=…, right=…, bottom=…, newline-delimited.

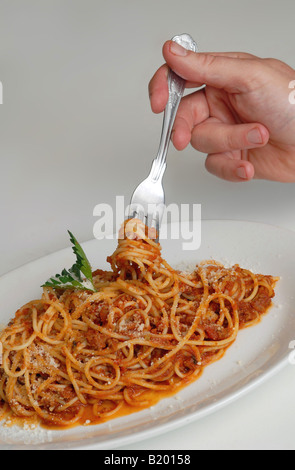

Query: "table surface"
left=0, top=0, right=294, bottom=450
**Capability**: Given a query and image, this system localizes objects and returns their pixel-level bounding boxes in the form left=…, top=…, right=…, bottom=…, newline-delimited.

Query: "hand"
left=149, top=40, right=295, bottom=182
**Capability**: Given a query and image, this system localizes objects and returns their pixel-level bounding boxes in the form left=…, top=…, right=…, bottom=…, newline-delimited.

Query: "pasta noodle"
left=0, top=220, right=278, bottom=428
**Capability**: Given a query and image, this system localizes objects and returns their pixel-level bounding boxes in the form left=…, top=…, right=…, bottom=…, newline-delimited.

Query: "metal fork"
left=128, top=34, right=198, bottom=240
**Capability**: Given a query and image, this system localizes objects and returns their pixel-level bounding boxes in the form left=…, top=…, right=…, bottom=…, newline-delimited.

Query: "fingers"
left=171, top=116, right=192, bottom=150
left=149, top=68, right=211, bottom=150
left=148, top=44, right=264, bottom=117
left=205, top=153, right=255, bottom=182
left=203, top=51, right=258, bottom=59
left=171, top=90, right=209, bottom=150
left=190, top=120, right=269, bottom=154
left=194, top=120, right=269, bottom=182
left=149, top=64, right=169, bottom=114
left=148, top=51, right=258, bottom=105
left=162, top=41, right=264, bottom=93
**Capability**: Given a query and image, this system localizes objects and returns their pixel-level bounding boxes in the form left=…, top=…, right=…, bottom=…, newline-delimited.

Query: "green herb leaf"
left=42, top=231, right=97, bottom=292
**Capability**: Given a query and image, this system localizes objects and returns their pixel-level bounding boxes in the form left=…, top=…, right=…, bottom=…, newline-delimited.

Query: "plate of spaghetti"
left=0, top=219, right=294, bottom=449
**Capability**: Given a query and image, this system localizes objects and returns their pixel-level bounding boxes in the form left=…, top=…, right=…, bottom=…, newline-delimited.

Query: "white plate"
left=0, top=220, right=294, bottom=449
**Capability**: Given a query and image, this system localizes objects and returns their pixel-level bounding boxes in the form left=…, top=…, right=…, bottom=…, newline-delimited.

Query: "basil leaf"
left=42, top=231, right=96, bottom=292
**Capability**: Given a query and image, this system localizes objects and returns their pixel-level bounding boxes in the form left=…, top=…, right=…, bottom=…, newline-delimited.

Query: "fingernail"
left=247, top=128, right=263, bottom=144
left=236, top=167, right=247, bottom=179
left=170, top=41, right=188, bottom=57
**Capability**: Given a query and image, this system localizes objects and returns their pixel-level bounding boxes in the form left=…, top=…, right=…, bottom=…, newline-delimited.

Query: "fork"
left=128, top=33, right=198, bottom=240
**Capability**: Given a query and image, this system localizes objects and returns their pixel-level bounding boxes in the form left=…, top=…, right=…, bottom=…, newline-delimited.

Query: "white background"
left=0, top=0, right=294, bottom=450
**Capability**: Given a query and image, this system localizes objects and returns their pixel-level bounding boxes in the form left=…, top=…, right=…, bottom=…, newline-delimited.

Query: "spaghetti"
left=0, top=220, right=278, bottom=428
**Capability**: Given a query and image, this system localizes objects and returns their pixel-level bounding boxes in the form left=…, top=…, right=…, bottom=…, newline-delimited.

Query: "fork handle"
left=150, top=34, right=198, bottom=182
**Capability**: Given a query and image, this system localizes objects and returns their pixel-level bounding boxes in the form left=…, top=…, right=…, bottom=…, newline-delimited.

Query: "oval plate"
left=0, top=220, right=294, bottom=449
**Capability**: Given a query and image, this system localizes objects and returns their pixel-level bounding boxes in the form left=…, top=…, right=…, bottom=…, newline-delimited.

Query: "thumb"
left=163, top=41, right=263, bottom=93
